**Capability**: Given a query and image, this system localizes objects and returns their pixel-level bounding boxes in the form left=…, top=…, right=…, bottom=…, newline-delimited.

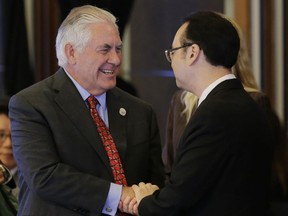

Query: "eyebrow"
left=102, top=43, right=122, bottom=48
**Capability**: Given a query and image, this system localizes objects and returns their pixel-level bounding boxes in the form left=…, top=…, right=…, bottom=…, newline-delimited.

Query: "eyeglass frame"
left=0, top=130, right=11, bottom=144
left=165, top=42, right=195, bottom=63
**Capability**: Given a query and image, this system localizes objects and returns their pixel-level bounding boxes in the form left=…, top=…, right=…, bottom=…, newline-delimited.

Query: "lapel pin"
left=119, top=108, right=126, bottom=116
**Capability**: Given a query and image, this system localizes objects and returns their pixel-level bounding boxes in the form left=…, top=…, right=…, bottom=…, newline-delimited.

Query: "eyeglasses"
left=165, top=43, right=194, bottom=63
left=0, top=131, right=11, bottom=143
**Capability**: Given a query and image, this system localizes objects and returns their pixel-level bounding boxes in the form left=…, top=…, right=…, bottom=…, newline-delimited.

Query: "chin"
left=175, top=81, right=182, bottom=89
left=106, top=82, right=117, bottom=90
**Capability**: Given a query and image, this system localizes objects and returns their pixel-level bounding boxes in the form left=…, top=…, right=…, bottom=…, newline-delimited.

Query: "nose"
left=1, top=134, right=12, bottom=147
left=107, top=49, right=121, bottom=66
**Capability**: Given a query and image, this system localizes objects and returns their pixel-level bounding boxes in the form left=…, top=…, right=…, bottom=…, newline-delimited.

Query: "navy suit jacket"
left=9, top=68, right=165, bottom=215
left=139, top=79, right=273, bottom=216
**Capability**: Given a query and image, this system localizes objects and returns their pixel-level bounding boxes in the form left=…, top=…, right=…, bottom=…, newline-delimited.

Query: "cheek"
left=78, top=62, right=100, bottom=79
left=0, top=139, right=12, bottom=148
left=171, top=62, right=180, bottom=78
left=78, top=50, right=101, bottom=67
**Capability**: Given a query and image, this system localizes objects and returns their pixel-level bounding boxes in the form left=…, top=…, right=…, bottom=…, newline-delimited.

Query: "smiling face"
left=66, top=22, right=122, bottom=95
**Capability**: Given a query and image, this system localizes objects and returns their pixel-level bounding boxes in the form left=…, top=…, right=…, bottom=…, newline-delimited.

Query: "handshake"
left=119, top=182, right=159, bottom=215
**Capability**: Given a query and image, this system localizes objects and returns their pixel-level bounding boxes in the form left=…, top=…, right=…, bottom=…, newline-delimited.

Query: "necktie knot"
left=87, top=95, right=98, bottom=109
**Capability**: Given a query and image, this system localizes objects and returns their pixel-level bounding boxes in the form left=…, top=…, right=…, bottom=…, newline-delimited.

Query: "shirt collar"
left=64, top=69, right=107, bottom=109
left=198, top=74, right=236, bottom=106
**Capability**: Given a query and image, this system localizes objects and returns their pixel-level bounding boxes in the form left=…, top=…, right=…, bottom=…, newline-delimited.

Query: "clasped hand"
left=119, top=182, right=159, bottom=215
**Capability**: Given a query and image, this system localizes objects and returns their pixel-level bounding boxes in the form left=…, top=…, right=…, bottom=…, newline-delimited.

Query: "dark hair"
left=0, top=98, right=9, bottom=115
left=182, top=11, right=240, bottom=68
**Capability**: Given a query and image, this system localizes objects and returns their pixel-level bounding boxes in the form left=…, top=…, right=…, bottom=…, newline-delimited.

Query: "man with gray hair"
left=9, top=5, right=164, bottom=216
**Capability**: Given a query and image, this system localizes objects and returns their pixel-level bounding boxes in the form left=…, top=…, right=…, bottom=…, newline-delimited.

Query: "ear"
left=64, top=43, right=76, bottom=64
left=186, top=44, right=200, bottom=65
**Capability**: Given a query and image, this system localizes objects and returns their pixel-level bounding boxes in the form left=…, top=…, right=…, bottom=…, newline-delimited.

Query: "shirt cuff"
left=102, top=183, right=122, bottom=216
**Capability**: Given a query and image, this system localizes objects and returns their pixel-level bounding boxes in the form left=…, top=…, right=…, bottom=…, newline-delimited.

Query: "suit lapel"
left=106, top=89, right=128, bottom=164
left=52, top=69, right=112, bottom=173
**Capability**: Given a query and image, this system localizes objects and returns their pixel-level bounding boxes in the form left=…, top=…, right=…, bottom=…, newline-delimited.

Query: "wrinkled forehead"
left=88, top=23, right=122, bottom=45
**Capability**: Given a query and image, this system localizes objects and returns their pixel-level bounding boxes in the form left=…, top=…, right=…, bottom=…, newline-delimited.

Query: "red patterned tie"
left=87, top=95, right=127, bottom=186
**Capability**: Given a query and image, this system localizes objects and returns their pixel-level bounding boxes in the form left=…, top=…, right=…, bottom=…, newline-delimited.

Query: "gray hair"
left=55, top=5, right=118, bottom=67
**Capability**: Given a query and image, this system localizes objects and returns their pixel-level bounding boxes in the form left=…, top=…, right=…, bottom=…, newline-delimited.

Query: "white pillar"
left=251, top=0, right=261, bottom=88
left=274, top=0, right=284, bottom=121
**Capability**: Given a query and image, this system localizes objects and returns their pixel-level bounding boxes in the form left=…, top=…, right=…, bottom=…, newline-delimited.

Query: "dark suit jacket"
left=163, top=89, right=276, bottom=178
left=139, top=79, right=273, bottom=216
left=8, top=68, right=165, bottom=216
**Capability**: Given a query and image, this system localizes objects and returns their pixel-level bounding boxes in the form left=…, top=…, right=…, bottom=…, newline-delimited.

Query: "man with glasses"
left=121, top=11, right=273, bottom=216
left=0, top=102, right=18, bottom=197
left=0, top=101, right=18, bottom=215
